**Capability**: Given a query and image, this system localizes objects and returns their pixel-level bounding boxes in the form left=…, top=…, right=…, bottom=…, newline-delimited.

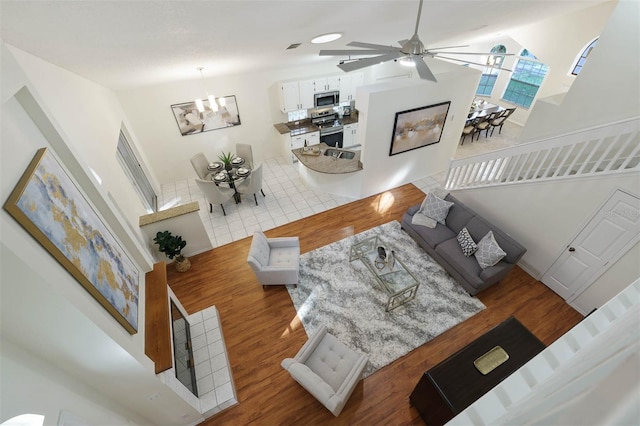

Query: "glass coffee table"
left=349, top=235, right=420, bottom=311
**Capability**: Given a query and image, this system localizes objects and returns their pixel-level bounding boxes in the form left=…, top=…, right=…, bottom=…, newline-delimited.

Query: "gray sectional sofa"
left=401, top=194, right=526, bottom=296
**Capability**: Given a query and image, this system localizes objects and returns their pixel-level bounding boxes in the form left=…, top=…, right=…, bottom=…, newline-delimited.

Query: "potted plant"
left=153, top=230, right=191, bottom=272
left=218, top=151, right=235, bottom=171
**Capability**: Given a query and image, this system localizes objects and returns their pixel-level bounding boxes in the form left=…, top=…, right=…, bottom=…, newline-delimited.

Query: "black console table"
left=410, top=317, right=545, bottom=425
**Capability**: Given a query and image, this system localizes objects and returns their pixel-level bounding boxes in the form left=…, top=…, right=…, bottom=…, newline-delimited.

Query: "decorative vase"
left=225, top=163, right=233, bottom=172
left=174, top=255, right=191, bottom=272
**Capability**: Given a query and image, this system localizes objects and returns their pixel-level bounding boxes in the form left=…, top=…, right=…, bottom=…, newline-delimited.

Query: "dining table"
left=207, top=157, right=252, bottom=203
left=466, top=101, right=505, bottom=125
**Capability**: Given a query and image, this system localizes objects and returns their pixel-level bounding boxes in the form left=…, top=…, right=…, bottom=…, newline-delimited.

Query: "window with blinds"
left=116, top=130, right=157, bottom=212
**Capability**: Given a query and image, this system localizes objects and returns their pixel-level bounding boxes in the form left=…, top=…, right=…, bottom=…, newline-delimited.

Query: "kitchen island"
left=292, top=143, right=363, bottom=174
left=292, top=143, right=364, bottom=199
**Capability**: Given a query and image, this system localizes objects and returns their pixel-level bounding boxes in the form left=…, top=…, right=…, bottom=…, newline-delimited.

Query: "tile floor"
left=160, top=121, right=521, bottom=249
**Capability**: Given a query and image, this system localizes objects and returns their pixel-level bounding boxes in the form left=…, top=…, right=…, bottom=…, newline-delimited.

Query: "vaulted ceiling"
left=0, top=0, right=610, bottom=91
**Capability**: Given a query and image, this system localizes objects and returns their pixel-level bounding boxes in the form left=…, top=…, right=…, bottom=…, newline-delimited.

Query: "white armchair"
left=247, top=231, right=299, bottom=289
left=281, top=325, right=368, bottom=416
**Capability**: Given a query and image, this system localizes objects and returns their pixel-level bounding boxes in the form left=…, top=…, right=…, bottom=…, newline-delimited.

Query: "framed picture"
left=171, top=95, right=241, bottom=136
left=4, top=148, right=139, bottom=334
left=389, top=101, right=451, bottom=156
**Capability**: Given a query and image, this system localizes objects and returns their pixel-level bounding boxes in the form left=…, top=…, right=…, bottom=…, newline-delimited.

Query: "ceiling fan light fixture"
left=311, top=33, right=342, bottom=44
left=400, top=34, right=425, bottom=55
left=399, top=57, right=415, bottom=67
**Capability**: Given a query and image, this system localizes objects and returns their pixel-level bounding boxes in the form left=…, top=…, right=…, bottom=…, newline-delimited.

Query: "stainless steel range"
left=311, top=107, right=343, bottom=148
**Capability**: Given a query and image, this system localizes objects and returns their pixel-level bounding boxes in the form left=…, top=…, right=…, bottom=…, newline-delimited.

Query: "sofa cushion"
left=456, top=227, right=478, bottom=257
left=466, top=217, right=523, bottom=264
left=411, top=221, right=456, bottom=249
left=435, top=238, right=484, bottom=288
left=474, top=231, right=507, bottom=269
left=305, top=333, right=362, bottom=392
left=419, top=192, right=454, bottom=225
left=445, top=202, right=475, bottom=234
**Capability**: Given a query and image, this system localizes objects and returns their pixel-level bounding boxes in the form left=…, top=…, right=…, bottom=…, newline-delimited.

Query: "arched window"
left=571, top=38, right=598, bottom=75
left=502, top=48, right=549, bottom=108
left=476, top=44, right=507, bottom=96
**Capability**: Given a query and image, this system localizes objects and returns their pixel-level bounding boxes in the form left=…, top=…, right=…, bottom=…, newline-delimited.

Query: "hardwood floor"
left=167, top=183, right=583, bottom=425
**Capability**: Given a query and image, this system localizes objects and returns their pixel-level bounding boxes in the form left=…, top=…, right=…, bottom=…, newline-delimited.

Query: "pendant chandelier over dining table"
left=195, top=67, right=225, bottom=113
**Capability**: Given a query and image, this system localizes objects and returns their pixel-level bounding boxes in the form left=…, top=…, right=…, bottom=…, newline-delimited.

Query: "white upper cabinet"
left=314, top=76, right=340, bottom=92
left=298, top=79, right=316, bottom=109
left=339, top=72, right=364, bottom=103
left=279, top=72, right=365, bottom=112
left=279, top=80, right=316, bottom=112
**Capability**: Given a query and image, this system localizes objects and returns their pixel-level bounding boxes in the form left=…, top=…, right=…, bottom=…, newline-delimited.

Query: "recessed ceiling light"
left=311, top=33, right=342, bottom=44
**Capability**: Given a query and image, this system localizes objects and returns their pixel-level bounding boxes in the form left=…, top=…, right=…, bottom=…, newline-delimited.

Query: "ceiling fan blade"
left=435, top=55, right=513, bottom=72
left=431, top=51, right=515, bottom=56
left=338, top=51, right=406, bottom=72
left=413, top=56, right=437, bottom=82
left=320, top=49, right=400, bottom=56
left=425, top=45, right=470, bottom=51
left=346, top=41, right=400, bottom=51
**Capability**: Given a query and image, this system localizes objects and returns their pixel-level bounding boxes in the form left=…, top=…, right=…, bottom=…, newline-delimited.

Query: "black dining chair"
left=460, top=117, right=484, bottom=145
left=476, top=111, right=502, bottom=140
left=489, top=107, right=516, bottom=136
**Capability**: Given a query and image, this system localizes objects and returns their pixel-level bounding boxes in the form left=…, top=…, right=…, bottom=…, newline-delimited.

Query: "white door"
left=542, top=189, right=640, bottom=300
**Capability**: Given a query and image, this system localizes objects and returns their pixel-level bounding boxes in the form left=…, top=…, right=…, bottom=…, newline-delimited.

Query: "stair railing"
left=445, top=117, right=640, bottom=190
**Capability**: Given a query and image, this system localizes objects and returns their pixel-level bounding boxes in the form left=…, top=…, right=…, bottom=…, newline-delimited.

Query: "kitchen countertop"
left=274, top=112, right=359, bottom=136
left=292, top=143, right=363, bottom=174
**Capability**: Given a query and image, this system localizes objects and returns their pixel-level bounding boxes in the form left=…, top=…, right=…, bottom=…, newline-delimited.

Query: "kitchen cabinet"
left=314, top=76, right=340, bottom=92
left=290, top=131, right=319, bottom=162
left=339, top=73, right=364, bottom=102
left=279, top=80, right=315, bottom=112
left=343, top=123, right=359, bottom=148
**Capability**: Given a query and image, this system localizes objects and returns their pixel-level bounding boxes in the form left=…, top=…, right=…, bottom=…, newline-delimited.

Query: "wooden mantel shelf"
left=144, top=262, right=172, bottom=374
left=139, top=201, right=199, bottom=226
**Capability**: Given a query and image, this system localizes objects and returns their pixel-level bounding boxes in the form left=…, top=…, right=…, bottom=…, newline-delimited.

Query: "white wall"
left=454, top=1, right=615, bottom=129
left=1, top=339, right=143, bottom=426
left=116, top=62, right=352, bottom=184
left=450, top=0, right=640, bottom=312
left=5, top=45, right=156, bottom=235
left=520, top=0, right=640, bottom=141
left=355, top=59, right=481, bottom=198
left=453, top=173, right=639, bottom=312
left=1, top=45, right=203, bottom=425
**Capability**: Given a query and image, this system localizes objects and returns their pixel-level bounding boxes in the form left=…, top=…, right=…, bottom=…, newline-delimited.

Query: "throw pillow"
left=419, top=192, right=454, bottom=225
left=474, top=231, right=507, bottom=269
left=411, top=211, right=437, bottom=228
left=456, top=227, right=478, bottom=257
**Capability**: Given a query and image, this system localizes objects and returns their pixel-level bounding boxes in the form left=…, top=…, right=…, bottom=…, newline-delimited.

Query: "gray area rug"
left=287, top=220, right=486, bottom=377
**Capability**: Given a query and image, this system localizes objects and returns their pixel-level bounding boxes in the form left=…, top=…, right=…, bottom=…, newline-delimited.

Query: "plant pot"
left=225, top=163, right=233, bottom=172
left=174, top=256, right=191, bottom=272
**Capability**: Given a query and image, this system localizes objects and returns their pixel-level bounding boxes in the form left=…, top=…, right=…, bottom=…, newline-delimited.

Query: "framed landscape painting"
left=4, top=148, right=139, bottom=334
left=389, top=101, right=451, bottom=156
left=171, top=95, right=241, bottom=136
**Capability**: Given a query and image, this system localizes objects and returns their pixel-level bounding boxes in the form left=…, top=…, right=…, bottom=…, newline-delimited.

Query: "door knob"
left=568, top=247, right=576, bottom=252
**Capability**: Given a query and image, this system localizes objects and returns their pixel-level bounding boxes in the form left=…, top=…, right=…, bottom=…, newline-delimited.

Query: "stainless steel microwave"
left=314, top=91, right=340, bottom=108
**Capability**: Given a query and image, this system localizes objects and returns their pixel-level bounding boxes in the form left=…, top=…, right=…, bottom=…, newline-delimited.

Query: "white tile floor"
left=160, top=122, right=519, bottom=249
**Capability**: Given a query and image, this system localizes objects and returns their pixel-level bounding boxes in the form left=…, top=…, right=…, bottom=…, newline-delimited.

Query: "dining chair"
left=235, top=143, right=254, bottom=168
left=236, top=162, right=265, bottom=206
left=460, top=118, right=478, bottom=145
left=190, top=152, right=211, bottom=180
left=476, top=111, right=502, bottom=140
left=489, top=107, right=516, bottom=136
left=195, top=178, right=235, bottom=215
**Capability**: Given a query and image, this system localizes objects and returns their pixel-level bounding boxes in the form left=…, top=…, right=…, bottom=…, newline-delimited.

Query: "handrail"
left=445, top=117, right=640, bottom=190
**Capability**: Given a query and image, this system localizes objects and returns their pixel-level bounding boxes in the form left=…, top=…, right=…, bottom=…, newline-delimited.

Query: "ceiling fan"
left=319, top=0, right=512, bottom=82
